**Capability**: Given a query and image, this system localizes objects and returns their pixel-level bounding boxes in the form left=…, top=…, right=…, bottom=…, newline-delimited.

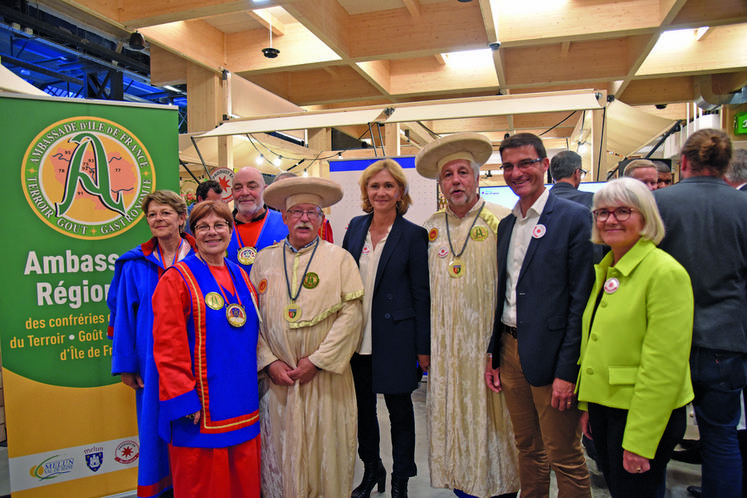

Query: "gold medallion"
left=285, top=302, right=301, bottom=323
left=448, top=258, right=465, bottom=278
left=470, top=225, right=489, bottom=241
left=226, top=303, right=247, bottom=327
left=303, top=272, right=320, bottom=289
left=205, top=292, right=224, bottom=310
left=237, top=246, right=257, bottom=265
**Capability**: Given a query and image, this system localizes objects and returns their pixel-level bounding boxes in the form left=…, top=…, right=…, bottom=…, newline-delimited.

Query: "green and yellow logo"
left=22, top=116, right=156, bottom=240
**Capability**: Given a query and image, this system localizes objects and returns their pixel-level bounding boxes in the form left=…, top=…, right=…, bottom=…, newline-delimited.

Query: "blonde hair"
left=359, top=158, right=412, bottom=215
left=591, top=177, right=665, bottom=245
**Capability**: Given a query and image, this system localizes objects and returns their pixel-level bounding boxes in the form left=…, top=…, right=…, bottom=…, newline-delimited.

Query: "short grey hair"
left=725, top=149, right=747, bottom=184
left=550, top=150, right=582, bottom=181
left=653, top=161, right=670, bottom=173
left=591, top=177, right=665, bottom=245
left=623, top=159, right=657, bottom=177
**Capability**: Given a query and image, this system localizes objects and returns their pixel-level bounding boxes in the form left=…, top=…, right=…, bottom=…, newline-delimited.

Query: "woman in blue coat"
left=342, top=158, right=430, bottom=498
left=108, top=190, right=196, bottom=497
left=577, top=178, right=694, bottom=497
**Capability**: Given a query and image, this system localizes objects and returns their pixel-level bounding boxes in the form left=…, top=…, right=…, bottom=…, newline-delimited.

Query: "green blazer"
left=577, top=238, right=694, bottom=459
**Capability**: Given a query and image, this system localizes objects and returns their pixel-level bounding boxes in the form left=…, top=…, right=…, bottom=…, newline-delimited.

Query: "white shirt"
left=501, top=188, right=549, bottom=327
left=358, top=227, right=390, bottom=354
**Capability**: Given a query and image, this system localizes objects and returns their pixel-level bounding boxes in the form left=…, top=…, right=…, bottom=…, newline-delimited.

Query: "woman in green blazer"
left=577, top=177, right=694, bottom=498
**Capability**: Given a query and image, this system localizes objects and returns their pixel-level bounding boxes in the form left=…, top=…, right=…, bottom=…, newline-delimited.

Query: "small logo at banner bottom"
left=83, top=445, right=104, bottom=472
left=29, top=454, right=74, bottom=481
left=114, top=440, right=139, bottom=465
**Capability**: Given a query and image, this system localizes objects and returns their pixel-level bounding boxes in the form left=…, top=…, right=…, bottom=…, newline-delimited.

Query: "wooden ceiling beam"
left=150, top=45, right=188, bottom=85
left=66, top=0, right=254, bottom=28
left=140, top=20, right=226, bottom=74
left=281, top=0, right=351, bottom=58
left=612, top=32, right=658, bottom=98
left=249, top=10, right=286, bottom=36
left=354, top=60, right=393, bottom=95
left=402, top=0, right=421, bottom=20
left=712, top=70, right=747, bottom=94
left=617, top=75, right=695, bottom=105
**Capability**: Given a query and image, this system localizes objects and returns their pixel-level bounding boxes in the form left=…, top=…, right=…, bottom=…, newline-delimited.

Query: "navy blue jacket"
left=490, top=192, right=594, bottom=386
left=550, top=181, right=594, bottom=209
left=343, top=214, right=430, bottom=394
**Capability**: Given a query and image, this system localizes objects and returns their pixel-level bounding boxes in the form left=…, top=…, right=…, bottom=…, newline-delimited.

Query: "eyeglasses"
left=194, top=222, right=231, bottom=234
left=287, top=208, right=322, bottom=220
left=146, top=209, right=176, bottom=221
left=592, top=207, right=638, bottom=222
left=579, top=168, right=588, bottom=180
left=500, top=158, right=542, bottom=173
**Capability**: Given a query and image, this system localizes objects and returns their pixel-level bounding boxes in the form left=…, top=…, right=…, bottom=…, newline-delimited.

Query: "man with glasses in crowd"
left=486, top=132, right=594, bottom=498
left=549, top=150, right=593, bottom=209
left=250, top=176, right=364, bottom=498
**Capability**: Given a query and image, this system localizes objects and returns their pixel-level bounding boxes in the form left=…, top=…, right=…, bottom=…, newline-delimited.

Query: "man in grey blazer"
left=549, top=150, right=593, bottom=209
left=655, top=129, right=747, bottom=498
left=486, top=132, right=594, bottom=498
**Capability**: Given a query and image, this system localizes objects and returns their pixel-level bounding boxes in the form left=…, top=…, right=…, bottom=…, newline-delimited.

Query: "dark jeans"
left=351, top=353, right=417, bottom=479
left=691, top=347, right=747, bottom=498
left=588, top=403, right=686, bottom=498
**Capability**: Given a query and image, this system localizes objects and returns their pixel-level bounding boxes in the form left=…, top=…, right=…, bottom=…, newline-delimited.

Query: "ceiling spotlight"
left=255, top=155, right=264, bottom=165
left=262, top=47, right=279, bottom=58
left=273, top=156, right=282, bottom=167
left=128, top=31, right=145, bottom=51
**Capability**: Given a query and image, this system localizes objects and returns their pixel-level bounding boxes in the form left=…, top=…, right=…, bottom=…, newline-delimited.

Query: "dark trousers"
left=691, top=347, right=747, bottom=498
left=588, top=403, right=686, bottom=498
left=351, top=353, right=417, bottom=479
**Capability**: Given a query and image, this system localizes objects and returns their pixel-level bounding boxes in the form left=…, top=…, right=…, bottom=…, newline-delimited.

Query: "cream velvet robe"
left=424, top=200, right=520, bottom=497
left=251, top=239, right=364, bottom=498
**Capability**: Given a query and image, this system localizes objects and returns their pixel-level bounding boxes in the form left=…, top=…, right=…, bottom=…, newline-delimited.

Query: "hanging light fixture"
left=262, top=15, right=279, bottom=58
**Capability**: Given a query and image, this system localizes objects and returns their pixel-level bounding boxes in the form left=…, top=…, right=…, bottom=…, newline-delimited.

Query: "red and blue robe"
left=152, top=255, right=260, bottom=448
left=107, top=235, right=196, bottom=498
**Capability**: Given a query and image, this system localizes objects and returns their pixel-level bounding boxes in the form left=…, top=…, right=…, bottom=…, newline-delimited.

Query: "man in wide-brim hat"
left=416, top=132, right=520, bottom=497
left=250, top=175, right=364, bottom=498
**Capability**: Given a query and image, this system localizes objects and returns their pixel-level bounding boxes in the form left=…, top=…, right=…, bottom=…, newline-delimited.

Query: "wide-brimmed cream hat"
left=415, top=132, right=493, bottom=179
left=264, top=176, right=343, bottom=211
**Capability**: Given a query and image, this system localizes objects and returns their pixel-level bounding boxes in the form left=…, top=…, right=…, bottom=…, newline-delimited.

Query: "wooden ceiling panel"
left=497, top=0, right=659, bottom=45
left=618, top=76, right=695, bottom=104
left=671, top=0, right=747, bottom=27
left=140, top=19, right=226, bottom=72
left=345, top=2, right=487, bottom=59
left=226, top=24, right=341, bottom=73
left=388, top=57, right=498, bottom=96
left=503, top=38, right=634, bottom=87
left=638, top=23, right=747, bottom=76
left=275, top=67, right=385, bottom=105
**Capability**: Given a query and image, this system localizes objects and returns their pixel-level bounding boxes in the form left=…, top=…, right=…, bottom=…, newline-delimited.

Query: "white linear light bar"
left=199, top=90, right=603, bottom=137
left=200, top=108, right=386, bottom=137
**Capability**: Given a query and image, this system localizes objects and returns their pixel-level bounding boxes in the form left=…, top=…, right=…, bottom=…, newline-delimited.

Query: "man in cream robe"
left=251, top=176, right=363, bottom=498
left=417, top=133, right=520, bottom=498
